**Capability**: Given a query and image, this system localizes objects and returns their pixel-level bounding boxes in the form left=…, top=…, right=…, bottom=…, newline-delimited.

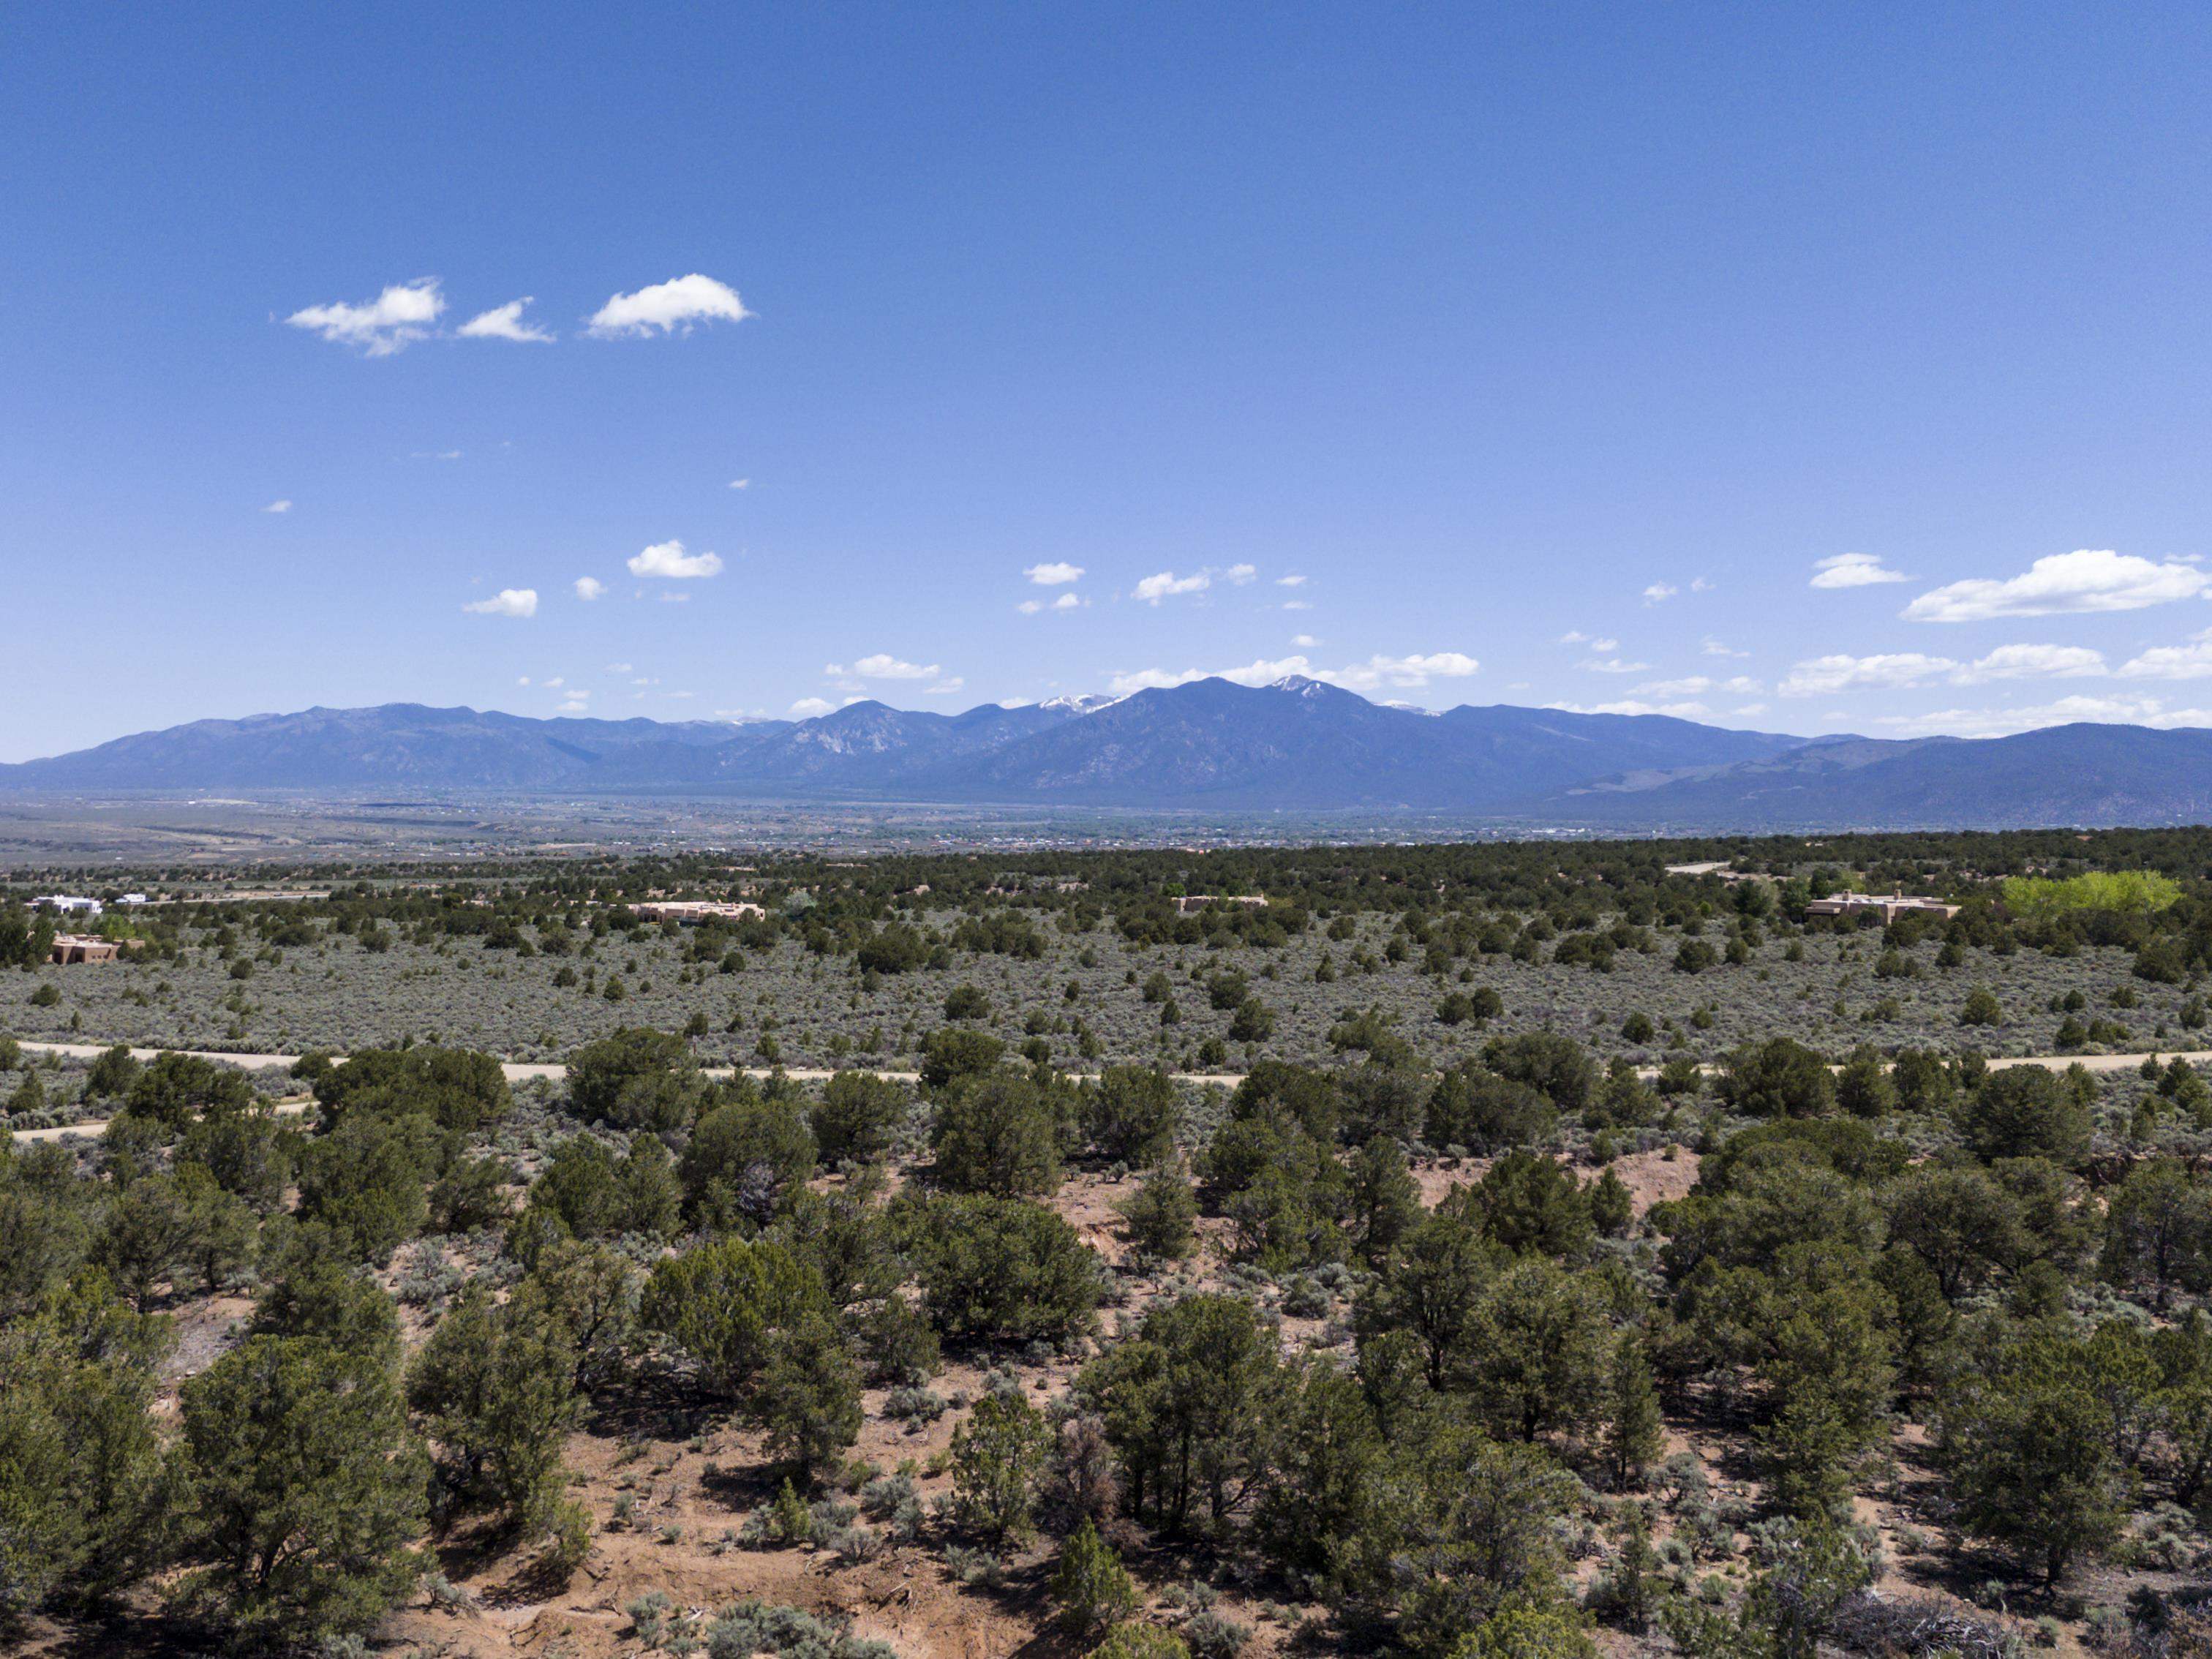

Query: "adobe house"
left=50, top=933, right=122, bottom=963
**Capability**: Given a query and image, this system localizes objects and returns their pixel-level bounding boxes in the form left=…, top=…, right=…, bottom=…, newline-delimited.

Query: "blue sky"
left=8, top=3, right=2212, bottom=761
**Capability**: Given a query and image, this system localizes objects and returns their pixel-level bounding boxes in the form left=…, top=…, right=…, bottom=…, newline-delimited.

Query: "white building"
left=32, top=895, right=103, bottom=917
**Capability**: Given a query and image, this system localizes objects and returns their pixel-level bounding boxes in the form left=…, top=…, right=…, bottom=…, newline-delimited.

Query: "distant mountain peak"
left=1039, top=693, right=1120, bottom=715
left=4, top=683, right=2202, bottom=828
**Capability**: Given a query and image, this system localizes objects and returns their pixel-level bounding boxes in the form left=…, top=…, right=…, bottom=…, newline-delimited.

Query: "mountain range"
left=4, top=677, right=2208, bottom=830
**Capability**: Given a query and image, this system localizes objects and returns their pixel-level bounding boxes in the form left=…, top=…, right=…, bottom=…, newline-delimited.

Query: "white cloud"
left=1905, top=549, right=2208, bottom=622
left=1780, top=652, right=1957, bottom=696
left=658, top=592, right=690, bottom=604
left=462, top=588, right=538, bottom=618
left=921, top=678, right=966, bottom=696
left=1559, top=631, right=1618, bottom=651
left=1641, top=583, right=1678, bottom=605
left=627, top=539, right=723, bottom=579
left=1549, top=699, right=1712, bottom=719
left=1024, top=561, right=1083, bottom=585
left=285, top=277, right=445, bottom=355
left=557, top=693, right=590, bottom=714
left=1017, top=592, right=1083, bottom=614
left=262, top=499, right=293, bottom=514
left=1781, top=644, right=2108, bottom=695
left=1952, top=643, right=2107, bottom=682
left=587, top=274, right=751, bottom=338
left=729, top=477, right=750, bottom=489
left=1637, top=675, right=1763, bottom=698
left=1276, top=574, right=1307, bottom=587
left=1734, top=702, right=1769, bottom=716
left=1330, top=652, right=1480, bottom=691
left=1811, top=552, right=1909, bottom=589
left=573, top=576, right=606, bottom=601
left=1106, top=650, right=1476, bottom=698
left=1133, top=570, right=1211, bottom=604
left=1878, top=695, right=2212, bottom=737
left=456, top=297, right=553, bottom=342
left=517, top=676, right=531, bottom=686
left=1580, top=658, right=1651, bottom=675
left=1691, top=577, right=1713, bottom=592
left=1282, top=600, right=1313, bottom=612
left=2118, top=629, right=2212, bottom=680
left=544, top=677, right=565, bottom=688
left=1701, top=637, right=1749, bottom=658
left=1291, top=633, right=1318, bottom=647
left=1225, top=563, right=1257, bottom=584
left=789, top=696, right=836, bottom=718
left=846, top=653, right=942, bottom=680
left=1108, top=659, right=1301, bottom=695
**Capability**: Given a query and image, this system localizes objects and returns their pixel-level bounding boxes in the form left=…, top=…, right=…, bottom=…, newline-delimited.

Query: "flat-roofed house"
left=1802, top=891, right=1961, bottom=924
left=50, top=933, right=121, bottom=963
left=631, top=900, right=767, bottom=925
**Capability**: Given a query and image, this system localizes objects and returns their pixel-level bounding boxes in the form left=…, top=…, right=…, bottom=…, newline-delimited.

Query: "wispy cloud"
left=1133, top=570, right=1211, bottom=604
left=1905, top=549, right=2208, bottom=622
left=262, top=499, right=293, bottom=514
left=457, top=297, right=554, bottom=342
left=1579, top=657, right=1650, bottom=675
left=627, top=540, right=723, bottom=579
left=1641, top=582, right=1678, bottom=605
left=830, top=653, right=943, bottom=680
left=1780, top=653, right=1957, bottom=695
left=462, top=587, right=538, bottom=618
left=1952, top=643, right=2107, bottom=682
left=1018, top=593, right=1083, bottom=614
left=2119, top=628, right=2212, bottom=680
left=285, top=277, right=445, bottom=355
left=573, top=576, right=606, bottom=601
left=1225, top=563, right=1257, bottom=584
left=1780, top=644, right=2107, bottom=696
left=1549, top=699, right=1711, bottom=718
left=1633, top=675, right=1762, bottom=698
left=587, top=274, right=751, bottom=337
left=1811, top=552, right=1908, bottom=589
left=1878, top=695, right=2212, bottom=737
left=1107, top=650, right=1476, bottom=698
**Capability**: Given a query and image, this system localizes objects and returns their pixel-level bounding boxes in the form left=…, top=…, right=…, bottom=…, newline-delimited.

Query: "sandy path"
left=1, top=1041, right=1245, bottom=1142
left=12, top=1037, right=2207, bottom=1146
